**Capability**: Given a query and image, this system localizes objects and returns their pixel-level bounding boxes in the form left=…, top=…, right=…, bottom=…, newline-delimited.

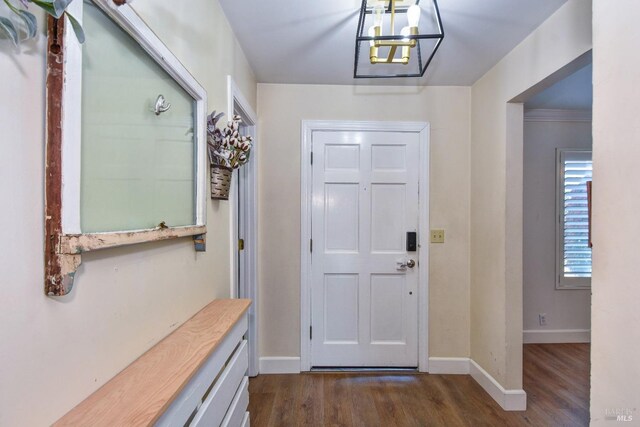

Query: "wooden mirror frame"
left=45, top=1, right=208, bottom=296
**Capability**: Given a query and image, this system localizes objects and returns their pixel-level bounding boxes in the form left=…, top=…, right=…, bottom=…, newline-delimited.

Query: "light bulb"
left=407, top=4, right=421, bottom=27
left=368, top=25, right=379, bottom=63
left=401, top=26, right=411, bottom=42
left=373, top=2, right=385, bottom=28
left=401, top=26, right=411, bottom=63
left=368, top=26, right=377, bottom=47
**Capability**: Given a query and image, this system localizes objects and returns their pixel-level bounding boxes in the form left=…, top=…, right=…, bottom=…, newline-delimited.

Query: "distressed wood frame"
left=45, top=1, right=208, bottom=296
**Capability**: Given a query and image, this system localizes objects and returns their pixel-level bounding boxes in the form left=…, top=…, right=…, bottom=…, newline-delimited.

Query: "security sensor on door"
left=407, top=232, right=417, bottom=251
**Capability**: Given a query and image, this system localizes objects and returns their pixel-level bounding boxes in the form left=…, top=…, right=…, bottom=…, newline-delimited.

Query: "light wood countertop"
left=54, top=298, right=251, bottom=427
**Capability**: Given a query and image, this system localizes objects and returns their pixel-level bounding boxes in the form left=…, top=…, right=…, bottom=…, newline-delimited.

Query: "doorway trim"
left=505, top=52, right=592, bottom=403
left=227, top=76, right=259, bottom=376
left=300, top=120, right=430, bottom=372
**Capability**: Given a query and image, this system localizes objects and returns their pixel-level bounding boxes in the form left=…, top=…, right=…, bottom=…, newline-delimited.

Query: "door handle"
left=396, top=259, right=416, bottom=270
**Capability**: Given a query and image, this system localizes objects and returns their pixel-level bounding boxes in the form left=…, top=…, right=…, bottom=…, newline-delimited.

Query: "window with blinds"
left=556, top=149, right=592, bottom=289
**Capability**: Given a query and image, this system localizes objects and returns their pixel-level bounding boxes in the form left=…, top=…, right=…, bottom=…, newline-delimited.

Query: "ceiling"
left=218, top=0, right=568, bottom=86
left=525, top=63, right=593, bottom=110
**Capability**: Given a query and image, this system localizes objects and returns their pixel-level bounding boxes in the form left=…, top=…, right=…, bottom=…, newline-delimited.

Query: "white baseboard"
left=259, top=356, right=526, bottom=411
left=428, top=357, right=470, bottom=375
left=259, top=357, right=301, bottom=374
left=469, top=360, right=527, bottom=411
left=428, top=357, right=526, bottom=410
left=523, top=329, right=591, bottom=344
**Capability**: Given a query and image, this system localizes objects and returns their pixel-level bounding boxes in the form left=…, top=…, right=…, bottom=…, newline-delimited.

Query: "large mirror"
left=45, top=0, right=208, bottom=296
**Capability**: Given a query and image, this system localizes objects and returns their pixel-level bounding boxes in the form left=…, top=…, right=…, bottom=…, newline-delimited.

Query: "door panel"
left=371, top=144, right=407, bottom=170
left=325, top=144, right=360, bottom=170
left=324, top=184, right=360, bottom=252
left=371, top=184, right=406, bottom=252
left=324, top=274, right=359, bottom=343
left=370, top=274, right=406, bottom=344
left=311, top=130, right=419, bottom=367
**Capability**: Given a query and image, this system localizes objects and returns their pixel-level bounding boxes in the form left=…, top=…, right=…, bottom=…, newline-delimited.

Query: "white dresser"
left=156, top=308, right=250, bottom=426
left=54, top=299, right=251, bottom=427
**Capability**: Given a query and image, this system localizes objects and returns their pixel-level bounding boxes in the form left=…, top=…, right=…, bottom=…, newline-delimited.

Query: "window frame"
left=555, top=148, right=592, bottom=290
left=44, top=0, right=208, bottom=296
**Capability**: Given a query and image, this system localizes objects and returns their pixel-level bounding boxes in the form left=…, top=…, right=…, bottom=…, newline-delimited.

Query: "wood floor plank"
left=370, top=375, right=414, bottom=427
left=439, top=374, right=509, bottom=427
left=248, top=392, right=275, bottom=427
left=267, top=374, right=301, bottom=427
left=424, top=376, right=474, bottom=426
left=323, top=374, right=354, bottom=426
left=348, top=376, right=383, bottom=427
left=295, top=374, right=324, bottom=426
left=393, top=375, right=435, bottom=426
left=249, top=344, right=590, bottom=426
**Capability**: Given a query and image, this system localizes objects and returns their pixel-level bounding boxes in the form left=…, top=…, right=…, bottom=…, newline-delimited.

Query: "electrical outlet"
left=539, top=313, right=547, bottom=326
left=430, top=229, right=445, bottom=243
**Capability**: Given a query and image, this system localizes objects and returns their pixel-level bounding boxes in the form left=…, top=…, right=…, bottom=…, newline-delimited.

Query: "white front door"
left=311, top=130, right=420, bottom=367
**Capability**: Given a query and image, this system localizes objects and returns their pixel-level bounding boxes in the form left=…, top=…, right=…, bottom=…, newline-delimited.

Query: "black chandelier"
left=354, top=0, right=444, bottom=79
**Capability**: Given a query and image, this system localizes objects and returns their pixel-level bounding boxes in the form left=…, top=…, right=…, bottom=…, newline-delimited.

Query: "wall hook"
left=154, top=95, right=171, bottom=116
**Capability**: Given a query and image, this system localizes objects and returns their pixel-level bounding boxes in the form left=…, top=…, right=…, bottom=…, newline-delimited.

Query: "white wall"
left=470, top=0, right=592, bottom=390
left=523, top=117, right=592, bottom=337
left=0, top=2, right=256, bottom=425
left=257, top=84, right=471, bottom=360
left=591, top=0, right=640, bottom=423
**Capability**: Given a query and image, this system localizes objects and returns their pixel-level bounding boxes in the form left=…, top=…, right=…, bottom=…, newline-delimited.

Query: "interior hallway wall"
left=257, top=84, right=471, bottom=361
left=470, top=0, right=592, bottom=390
left=0, top=2, right=256, bottom=425
left=590, top=0, right=640, bottom=423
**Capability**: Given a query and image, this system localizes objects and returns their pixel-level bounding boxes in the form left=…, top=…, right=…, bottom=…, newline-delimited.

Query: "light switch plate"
left=430, top=229, right=445, bottom=243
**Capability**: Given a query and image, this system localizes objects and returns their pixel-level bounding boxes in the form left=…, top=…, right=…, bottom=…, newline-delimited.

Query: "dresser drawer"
left=221, top=376, right=249, bottom=427
left=191, top=340, right=248, bottom=426
left=240, top=412, right=250, bottom=427
left=155, top=316, right=248, bottom=427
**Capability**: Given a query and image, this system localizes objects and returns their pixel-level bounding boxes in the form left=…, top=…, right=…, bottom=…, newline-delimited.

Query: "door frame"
left=300, top=120, right=430, bottom=372
left=227, top=76, right=259, bottom=376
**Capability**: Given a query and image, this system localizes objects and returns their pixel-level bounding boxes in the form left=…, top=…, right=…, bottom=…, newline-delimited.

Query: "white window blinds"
left=557, top=149, right=592, bottom=288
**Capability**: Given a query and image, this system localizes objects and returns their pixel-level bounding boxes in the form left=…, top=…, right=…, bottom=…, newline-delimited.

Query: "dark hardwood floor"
left=248, top=344, right=590, bottom=426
